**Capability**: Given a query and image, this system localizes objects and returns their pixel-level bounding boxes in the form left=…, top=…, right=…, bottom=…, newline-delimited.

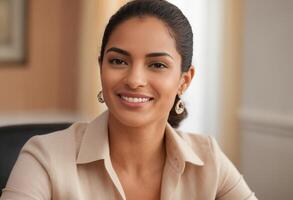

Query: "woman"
left=1, top=0, right=257, bottom=199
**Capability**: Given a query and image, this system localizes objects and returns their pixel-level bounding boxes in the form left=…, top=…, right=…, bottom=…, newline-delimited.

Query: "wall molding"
left=0, top=111, right=83, bottom=127
left=239, top=109, right=293, bottom=137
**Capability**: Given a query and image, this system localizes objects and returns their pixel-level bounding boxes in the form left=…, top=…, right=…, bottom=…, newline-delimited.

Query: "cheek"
left=100, top=68, right=118, bottom=102
left=101, top=67, right=120, bottom=88
left=152, top=72, right=180, bottom=101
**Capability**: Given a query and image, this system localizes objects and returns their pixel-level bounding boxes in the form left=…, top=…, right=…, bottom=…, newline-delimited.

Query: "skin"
left=100, top=16, right=194, bottom=200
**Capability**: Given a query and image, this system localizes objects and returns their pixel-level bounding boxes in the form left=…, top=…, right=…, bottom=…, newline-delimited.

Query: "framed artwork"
left=0, top=0, right=26, bottom=63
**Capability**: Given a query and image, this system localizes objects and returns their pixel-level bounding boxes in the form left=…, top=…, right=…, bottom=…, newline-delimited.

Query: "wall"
left=218, top=0, right=243, bottom=167
left=241, top=0, right=293, bottom=199
left=0, top=0, right=80, bottom=115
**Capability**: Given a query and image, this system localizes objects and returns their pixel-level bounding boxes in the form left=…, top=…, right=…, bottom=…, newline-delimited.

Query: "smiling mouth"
left=118, top=94, right=154, bottom=103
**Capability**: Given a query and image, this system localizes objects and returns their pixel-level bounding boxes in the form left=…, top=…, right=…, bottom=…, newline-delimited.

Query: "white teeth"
left=121, top=95, right=150, bottom=103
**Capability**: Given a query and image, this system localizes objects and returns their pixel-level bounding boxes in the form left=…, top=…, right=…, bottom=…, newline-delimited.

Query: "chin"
left=108, top=108, right=159, bottom=128
left=118, top=112, right=152, bottom=127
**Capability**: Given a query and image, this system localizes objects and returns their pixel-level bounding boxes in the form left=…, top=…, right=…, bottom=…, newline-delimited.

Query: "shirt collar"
left=76, top=111, right=110, bottom=164
left=76, top=111, right=204, bottom=168
left=165, top=123, right=204, bottom=172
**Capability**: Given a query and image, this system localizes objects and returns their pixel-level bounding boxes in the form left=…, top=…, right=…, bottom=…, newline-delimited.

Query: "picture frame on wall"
left=0, top=0, right=26, bottom=63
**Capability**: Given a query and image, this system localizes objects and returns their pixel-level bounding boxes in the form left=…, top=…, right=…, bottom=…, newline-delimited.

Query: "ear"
left=178, top=66, right=195, bottom=94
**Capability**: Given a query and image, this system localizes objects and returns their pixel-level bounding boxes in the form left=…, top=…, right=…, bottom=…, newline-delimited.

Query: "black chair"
left=0, top=123, right=72, bottom=195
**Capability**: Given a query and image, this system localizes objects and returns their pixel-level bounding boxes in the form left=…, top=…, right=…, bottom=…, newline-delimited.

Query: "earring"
left=97, top=90, right=105, bottom=103
left=175, top=95, right=185, bottom=115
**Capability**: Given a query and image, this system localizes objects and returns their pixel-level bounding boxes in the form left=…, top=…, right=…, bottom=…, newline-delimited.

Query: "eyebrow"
left=106, top=47, right=174, bottom=60
left=146, top=52, right=174, bottom=60
left=106, top=47, right=130, bottom=56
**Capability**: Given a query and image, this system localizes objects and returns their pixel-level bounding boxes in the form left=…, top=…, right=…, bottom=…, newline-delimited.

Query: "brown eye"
left=150, top=62, right=167, bottom=69
left=109, top=58, right=128, bottom=65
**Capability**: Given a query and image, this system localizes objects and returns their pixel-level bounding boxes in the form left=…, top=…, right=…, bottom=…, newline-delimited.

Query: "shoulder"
left=21, top=122, right=88, bottom=165
left=176, top=131, right=256, bottom=199
left=24, top=122, right=88, bottom=149
left=176, top=130, right=222, bottom=163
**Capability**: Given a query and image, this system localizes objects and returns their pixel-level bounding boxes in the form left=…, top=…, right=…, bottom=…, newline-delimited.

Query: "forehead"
left=106, top=16, right=180, bottom=58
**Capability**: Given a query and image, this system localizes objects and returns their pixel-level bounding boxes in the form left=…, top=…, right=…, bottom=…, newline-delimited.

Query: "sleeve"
left=0, top=136, right=52, bottom=200
left=209, top=137, right=258, bottom=200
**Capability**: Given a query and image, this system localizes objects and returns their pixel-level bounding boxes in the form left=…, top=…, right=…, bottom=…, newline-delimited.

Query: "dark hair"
left=99, top=0, right=193, bottom=128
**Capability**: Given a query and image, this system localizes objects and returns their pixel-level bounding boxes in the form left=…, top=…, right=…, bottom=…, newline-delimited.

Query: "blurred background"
left=0, top=0, right=292, bottom=199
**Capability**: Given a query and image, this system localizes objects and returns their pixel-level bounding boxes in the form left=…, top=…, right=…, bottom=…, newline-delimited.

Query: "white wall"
left=168, top=0, right=224, bottom=136
left=241, top=0, right=293, bottom=199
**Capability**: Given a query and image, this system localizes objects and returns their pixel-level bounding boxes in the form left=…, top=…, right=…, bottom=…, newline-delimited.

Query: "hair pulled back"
left=99, top=0, right=193, bottom=128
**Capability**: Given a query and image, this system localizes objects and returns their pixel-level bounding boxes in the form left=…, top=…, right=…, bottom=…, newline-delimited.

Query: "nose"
left=124, top=63, right=147, bottom=89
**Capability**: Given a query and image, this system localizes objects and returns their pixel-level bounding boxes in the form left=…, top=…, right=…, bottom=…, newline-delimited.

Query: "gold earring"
left=97, top=90, right=105, bottom=103
left=175, top=95, right=185, bottom=115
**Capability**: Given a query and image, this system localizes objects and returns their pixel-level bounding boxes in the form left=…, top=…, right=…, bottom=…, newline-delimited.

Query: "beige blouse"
left=1, top=111, right=257, bottom=200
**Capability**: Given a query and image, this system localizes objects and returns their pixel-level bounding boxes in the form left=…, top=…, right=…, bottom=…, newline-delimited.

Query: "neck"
left=108, top=113, right=166, bottom=174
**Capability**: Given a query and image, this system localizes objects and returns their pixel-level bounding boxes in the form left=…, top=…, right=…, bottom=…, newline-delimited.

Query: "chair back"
left=0, top=123, right=72, bottom=194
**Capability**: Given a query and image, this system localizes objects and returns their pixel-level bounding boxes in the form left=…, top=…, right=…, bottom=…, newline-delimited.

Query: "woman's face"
left=100, top=16, right=193, bottom=127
